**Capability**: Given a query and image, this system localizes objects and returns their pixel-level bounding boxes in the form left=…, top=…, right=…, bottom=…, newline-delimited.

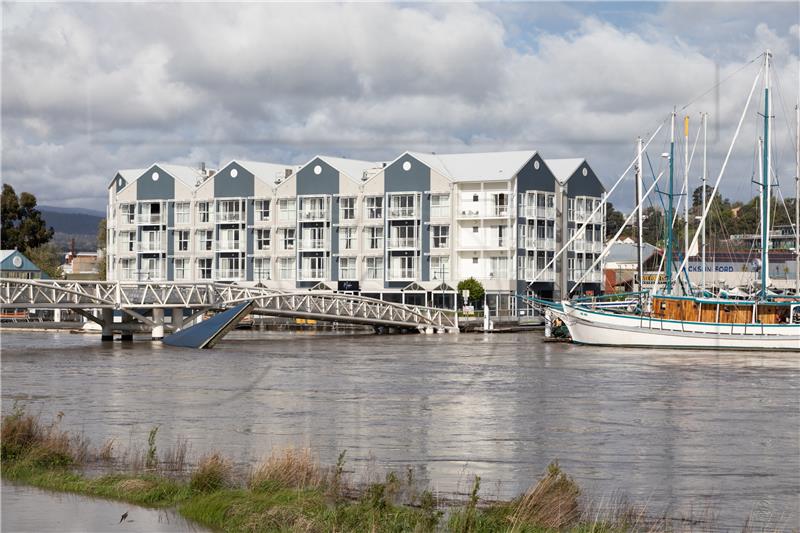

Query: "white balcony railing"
left=214, top=241, right=242, bottom=252
left=137, top=214, right=163, bottom=225
left=299, top=269, right=327, bottom=281
left=216, top=269, right=245, bottom=280
left=387, top=238, right=418, bottom=250
left=116, top=243, right=136, bottom=255
left=386, top=268, right=419, bottom=281
left=299, top=239, right=326, bottom=251
left=525, top=206, right=556, bottom=219
left=137, top=240, right=165, bottom=252
left=523, top=269, right=555, bottom=281
left=525, top=238, right=555, bottom=250
left=490, top=205, right=510, bottom=217
left=388, top=207, right=416, bottom=219
left=216, top=212, right=242, bottom=223
left=298, top=210, right=328, bottom=221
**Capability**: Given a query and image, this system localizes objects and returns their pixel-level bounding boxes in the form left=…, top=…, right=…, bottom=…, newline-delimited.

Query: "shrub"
left=190, top=452, right=232, bottom=493
left=457, top=278, right=485, bottom=307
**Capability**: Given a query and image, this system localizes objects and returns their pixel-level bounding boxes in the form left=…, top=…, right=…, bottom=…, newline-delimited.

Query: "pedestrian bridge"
left=0, top=279, right=459, bottom=337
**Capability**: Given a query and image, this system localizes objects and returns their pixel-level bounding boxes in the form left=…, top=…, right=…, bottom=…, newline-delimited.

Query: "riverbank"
left=2, top=407, right=680, bottom=532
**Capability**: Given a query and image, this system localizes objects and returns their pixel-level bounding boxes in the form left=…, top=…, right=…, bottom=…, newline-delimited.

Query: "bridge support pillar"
left=171, top=308, right=185, bottom=332
left=101, top=308, right=114, bottom=341
left=151, top=308, right=165, bottom=341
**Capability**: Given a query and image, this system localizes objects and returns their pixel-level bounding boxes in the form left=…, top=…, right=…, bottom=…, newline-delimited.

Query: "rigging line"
left=772, top=64, right=799, bottom=153
left=679, top=53, right=763, bottom=112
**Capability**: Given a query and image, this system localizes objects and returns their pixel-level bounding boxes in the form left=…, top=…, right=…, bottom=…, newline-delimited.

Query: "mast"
left=666, top=110, right=675, bottom=294
left=701, top=112, right=708, bottom=292
left=636, top=137, right=644, bottom=292
left=684, top=115, right=690, bottom=285
left=760, top=51, right=771, bottom=299
left=795, top=102, right=799, bottom=295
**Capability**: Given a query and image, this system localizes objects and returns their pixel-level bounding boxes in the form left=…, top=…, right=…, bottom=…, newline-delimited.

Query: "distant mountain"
left=39, top=208, right=104, bottom=236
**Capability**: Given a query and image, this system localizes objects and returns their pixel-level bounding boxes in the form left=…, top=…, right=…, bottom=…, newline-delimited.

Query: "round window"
left=230, top=168, right=238, bottom=178
left=402, top=161, right=412, bottom=171
left=151, top=172, right=159, bottom=181
left=582, top=167, right=588, bottom=177
left=313, top=165, right=322, bottom=175
left=12, top=256, right=22, bottom=268
left=533, top=160, right=540, bottom=170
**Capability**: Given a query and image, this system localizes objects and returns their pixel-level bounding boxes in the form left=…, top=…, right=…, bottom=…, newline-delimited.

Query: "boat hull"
left=561, top=302, right=800, bottom=351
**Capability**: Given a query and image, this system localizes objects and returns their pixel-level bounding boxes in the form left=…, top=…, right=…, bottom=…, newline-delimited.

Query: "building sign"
left=338, top=280, right=360, bottom=292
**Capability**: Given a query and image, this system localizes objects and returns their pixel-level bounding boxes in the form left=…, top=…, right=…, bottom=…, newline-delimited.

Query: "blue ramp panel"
left=163, top=301, right=255, bottom=349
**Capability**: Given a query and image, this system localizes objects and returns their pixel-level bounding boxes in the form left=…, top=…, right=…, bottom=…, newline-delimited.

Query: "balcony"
left=523, top=269, right=555, bottom=282
left=525, top=206, right=556, bottom=219
left=118, top=216, right=136, bottom=227
left=525, top=238, right=555, bottom=251
left=137, top=213, right=163, bottom=225
left=299, top=269, right=327, bottom=281
left=137, top=240, right=165, bottom=253
left=387, top=207, right=416, bottom=220
left=386, top=268, right=418, bottom=281
left=216, top=212, right=243, bottom=223
left=173, top=245, right=192, bottom=255
left=299, top=239, right=326, bottom=251
left=387, top=238, right=418, bottom=250
left=214, top=241, right=242, bottom=252
left=298, top=209, right=328, bottom=222
left=571, top=270, right=602, bottom=283
left=217, top=269, right=245, bottom=281
left=487, top=205, right=510, bottom=218
left=139, top=270, right=165, bottom=281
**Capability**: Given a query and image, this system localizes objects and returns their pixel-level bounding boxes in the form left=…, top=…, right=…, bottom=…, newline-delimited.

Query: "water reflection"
left=1, top=331, right=797, bottom=529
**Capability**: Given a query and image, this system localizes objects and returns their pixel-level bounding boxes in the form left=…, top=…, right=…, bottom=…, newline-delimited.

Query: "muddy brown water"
left=1, top=330, right=797, bottom=530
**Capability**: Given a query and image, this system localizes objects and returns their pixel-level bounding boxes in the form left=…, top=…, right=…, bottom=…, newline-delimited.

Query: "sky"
left=2, top=1, right=799, bottom=213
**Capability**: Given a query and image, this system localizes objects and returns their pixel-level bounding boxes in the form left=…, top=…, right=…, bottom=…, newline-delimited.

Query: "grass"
left=1, top=406, right=784, bottom=532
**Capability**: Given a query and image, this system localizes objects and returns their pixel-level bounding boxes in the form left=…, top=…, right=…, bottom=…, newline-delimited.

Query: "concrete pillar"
left=171, top=308, right=185, bottom=332
left=101, top=308, right=114, bottom=341
left=151, top=308, right=165, bottom=340
left=54, top=308, right=62, bottom=323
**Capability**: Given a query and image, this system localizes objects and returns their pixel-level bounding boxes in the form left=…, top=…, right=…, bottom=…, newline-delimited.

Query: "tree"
left=457, top=277, right=485, bottom=307
left=692, top=185, right=715, bottom=208
left=642, top=206, right=665, bottom=246
left=26, top=243, right=62, bottom=279
left=605, top=202, right=626, bottom=240
left=1, top=184, right=54, bottom=252
left=97, top=218, right=107, bottom=280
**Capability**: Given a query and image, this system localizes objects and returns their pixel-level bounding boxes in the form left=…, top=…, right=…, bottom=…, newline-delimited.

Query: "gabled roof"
left=156, top=164, right=207, bottom=188
left=235, top=160, right=299, bottom=182
left=605, top=242, right=660, bottom=263
left=0, top=249, right=41, bottom=272
left=405, top=150, right=538, bottom=182
left=545, top=158, right=585, bottom=185
left=316, top=156, right=384, bottom=183
left=108, top=168, right=146, bottom=189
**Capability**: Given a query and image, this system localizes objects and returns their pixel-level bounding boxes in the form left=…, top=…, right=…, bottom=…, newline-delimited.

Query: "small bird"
left=119, top=512, right=128, bottom=524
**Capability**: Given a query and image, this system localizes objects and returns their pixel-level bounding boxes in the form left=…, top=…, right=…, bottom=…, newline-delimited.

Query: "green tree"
left=604, top=202, right=627, bottom=240
left=457, top=277, right=485, bottom=307
left=97, top=218, right=107, bottom=280
left=26, top=243, right=62, bottom=279
left=642, top=206, right=665, bottom=246
left=1, top=184, right=54, bottom=252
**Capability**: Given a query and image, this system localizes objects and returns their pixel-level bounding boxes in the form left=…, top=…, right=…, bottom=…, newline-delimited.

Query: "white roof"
left=235, top=160, right=298, bottom=182
left=0, top=250, right=15, bottom=262
left=156, top=164, right=207, bottom=188
left=406, top=150, right=537, bottom=182
left=317, top=156, right=384, bottom=183
left=545, top=158, right=585, bottom=185
left=108, top=168, right=145, bottom=189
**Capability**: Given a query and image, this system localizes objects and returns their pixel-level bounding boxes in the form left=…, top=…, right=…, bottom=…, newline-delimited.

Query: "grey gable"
left=113, top=173, right=127, bottom=193
left=137, top=165, right=175, bottom=201
left=296, top=157, right=339, bottom=196
left=566, top=163, right=604, bottom=198
left=384, top=153, right=431, bottom=192
left=517, top=153, right=555, bottom=193
left=215, top=162, right=254, bottom=198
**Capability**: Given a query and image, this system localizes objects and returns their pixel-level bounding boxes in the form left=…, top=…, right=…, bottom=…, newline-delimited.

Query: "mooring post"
left=151, top=308, right=165, bottom=341
left=101, top=308, right=114, bottom=341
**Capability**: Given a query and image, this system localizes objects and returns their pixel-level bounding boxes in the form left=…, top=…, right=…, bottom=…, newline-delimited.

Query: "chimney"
left=285, top=168, right=292, bottom=178
left=200, top=162, right=206, bottom=175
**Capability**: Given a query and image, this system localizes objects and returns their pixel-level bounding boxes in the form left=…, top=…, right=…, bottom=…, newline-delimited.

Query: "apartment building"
left=106, top=151, right=605, bottom=315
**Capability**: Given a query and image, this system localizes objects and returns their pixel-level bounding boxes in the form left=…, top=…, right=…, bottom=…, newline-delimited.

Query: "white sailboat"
left=559, top=50, right=800, bottom=351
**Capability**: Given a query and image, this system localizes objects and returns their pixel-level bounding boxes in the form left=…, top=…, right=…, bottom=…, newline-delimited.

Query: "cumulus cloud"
left=1, top=2, right=797, bottom=210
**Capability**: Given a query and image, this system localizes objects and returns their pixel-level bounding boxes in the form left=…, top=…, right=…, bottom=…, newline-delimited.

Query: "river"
left=1, top=330, right=797, bottom=530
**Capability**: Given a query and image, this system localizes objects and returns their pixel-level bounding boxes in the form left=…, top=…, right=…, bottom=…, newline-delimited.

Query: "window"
left=141, top=257, right=161, bottom=280
left=174, top=259, right=188, bottom=280
left=496, top=225, right=506, bottom=247
left=120, top=204, right=135, bottom=224
left=120, top=258, right=135, bottom=280
left=389, top=194, right=415, bottom=218
left=366, top=227, right=383, bottom=250
left=365, top=257, right=383, bottom=280
left=301, top=227, right=324, bottom=249
left=140, top=202, right=161, bottom=224
left=472, top=194, right=479, bottom=202
left=278, top=198, right=296, bottom=222
left=339, top=227, right=355, bottom=251
left=123, top=231, right=135, bottom=252
left=340, top=197, right=356, bottom=221
left=301, top=256, right=325, bottom=279
left=473, top=226, right=479, bottom=233
left=490, top=257, right=508, bottom=279
left=197, top=202, right=210, bottom=223
left=430, top=256, right=449, bottom=280
left=256, top=229, right=271, bottom=251
left=219, top=256, right=242, bottom=279
left=392, top=256, right=415, bottom=279
left=493, top=193, right=508, bottom=216
left=219, top=229, right=240, bottom=250
left=197, top=230, right=213, bottom=252
left=254, top=258, right=271, bottom=281
left=473, top=257, right=479, bottom=264
left=391, top=225, right=416, bottom=248
left=279, top=258, right=296, bottom=280
left=432, top=225, right=449, bottom=249
left=365, top=196, right=383, bottom=219
left=430, top=194, right=450, bottom=218
left=175, top=202, right=190, bottom=225
left=176, top=230, right=189, bottom=252
left=255, top=199, right=271, bottom=222
left=339, top=257, right=356, bottom=280
left=141, top=230, right=162, bottom=251
left=299, top=197, right=326, bottom=220
left=281, top=228, right=295, bottom=250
